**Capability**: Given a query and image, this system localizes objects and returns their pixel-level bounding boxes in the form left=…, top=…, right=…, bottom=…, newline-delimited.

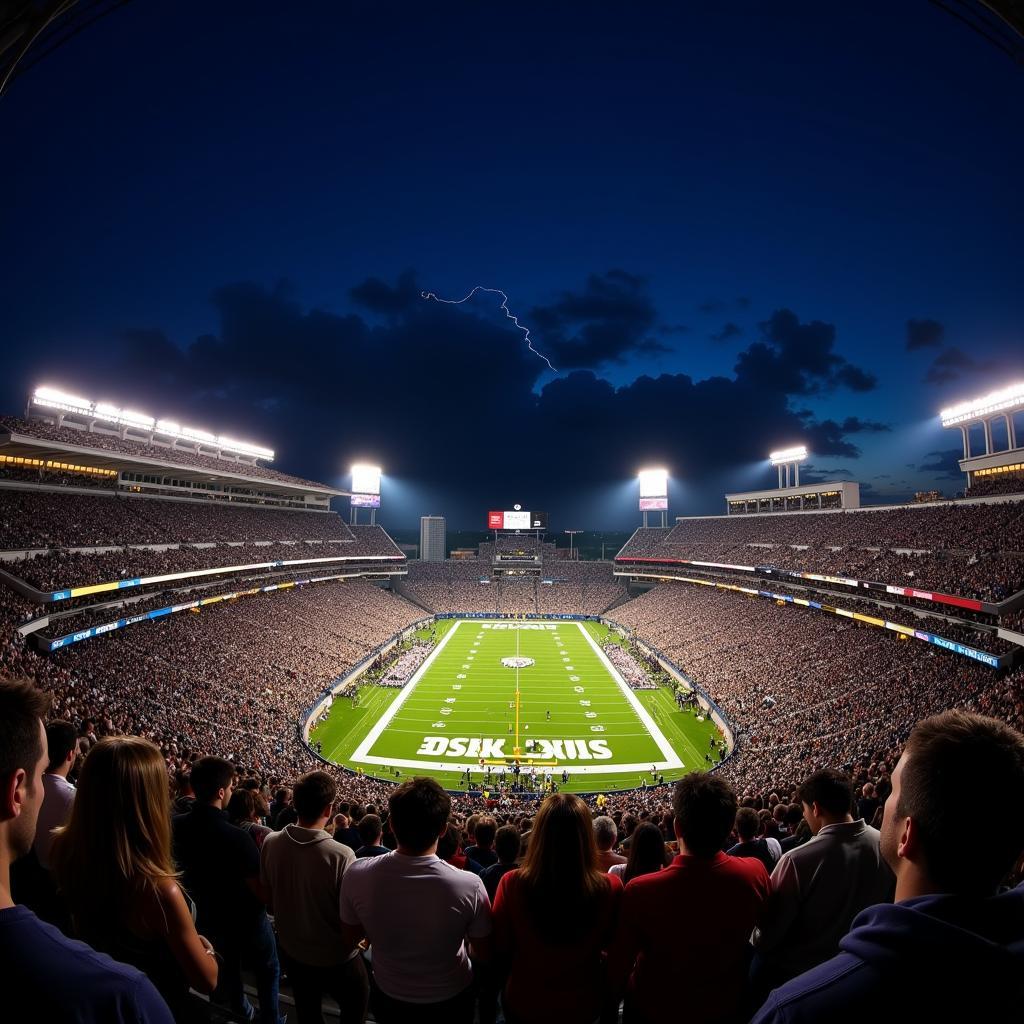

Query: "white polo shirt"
left=340, top=851, right=491, bottom=1003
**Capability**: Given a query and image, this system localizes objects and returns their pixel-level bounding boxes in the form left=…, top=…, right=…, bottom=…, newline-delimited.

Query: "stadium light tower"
left=769, top=446, right=808, bottom=489
left=350, top=463, right=382, bottom=525
left=638, top=467, right=669, bottom=528
left=564, top=529, right=582, bottom=561
left=940, top=382, right=1024, bottom=458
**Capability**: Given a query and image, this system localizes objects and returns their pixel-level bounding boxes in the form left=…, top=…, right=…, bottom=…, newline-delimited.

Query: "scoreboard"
left=488, top=509, right=548, bottom=531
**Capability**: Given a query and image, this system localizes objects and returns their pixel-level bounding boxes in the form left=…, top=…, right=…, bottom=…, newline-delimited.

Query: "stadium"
left=2, top=378, right=1023, bottom=1022
left=4, top=4, right=1024, bottom=1023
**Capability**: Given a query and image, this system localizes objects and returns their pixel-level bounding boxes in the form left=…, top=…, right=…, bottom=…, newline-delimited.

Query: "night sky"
left=3, top=2, right=1022, bottom=529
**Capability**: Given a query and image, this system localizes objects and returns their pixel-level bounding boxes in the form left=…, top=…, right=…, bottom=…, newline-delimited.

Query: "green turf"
left=310, top=619, right=721, bottom=793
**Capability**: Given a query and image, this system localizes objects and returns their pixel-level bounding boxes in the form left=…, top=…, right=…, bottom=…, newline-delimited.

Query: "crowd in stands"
left=378, top=643, right=431, bottom=687
left=0, top=488, right=358, bottom=550
left=3, top=685, right=1022, bottom=1023
left=617, top=500, right=1024, bottom=602
left=401, top=560, right=626, bottom=617
left=967, top=471, right=1024, bottom=498
left=1, top=415, right=327, bottom=489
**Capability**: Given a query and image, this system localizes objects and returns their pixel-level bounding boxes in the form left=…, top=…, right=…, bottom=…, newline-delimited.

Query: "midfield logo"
left=416, top=736, right=612, bottom=760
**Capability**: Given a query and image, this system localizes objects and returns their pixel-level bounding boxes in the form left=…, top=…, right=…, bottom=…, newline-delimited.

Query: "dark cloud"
left=7, top=272, right=886, bottom=525
left=906, top=318, right=944, bottom=351
left=918, top=449, right=964, bottom=479
left=924, top=346, right=995, bottom=384
left=733, top=309, right=877, bottom=395
left=839, top=416, right=890, bottom=433
left=737, top=297, right=752, bottom=309
left=710, top=322, right=742, bottom=343
left=657, top=323, right=690, bottom=335
left=349, top=268, right=420, bottom=315
left=528, top=270, right=668, bottom=369
left=798, top=463, right=855, bottom=484
left=697, top=300, right=727, bottom=314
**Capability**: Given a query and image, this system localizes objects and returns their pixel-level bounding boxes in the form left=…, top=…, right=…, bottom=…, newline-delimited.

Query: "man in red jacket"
left=609, top=772, right=771, bottom=1024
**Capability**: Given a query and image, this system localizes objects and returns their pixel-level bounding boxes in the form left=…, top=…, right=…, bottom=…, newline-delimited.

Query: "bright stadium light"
left=940, top=382, right=1024, bottom=427
left=351, top=463, right=382, bottom=495
left=769, top=445, right=808, bottom=466
left=30, top=387, right=275, bottom=461
left=638, top=467, right=669, bottom=498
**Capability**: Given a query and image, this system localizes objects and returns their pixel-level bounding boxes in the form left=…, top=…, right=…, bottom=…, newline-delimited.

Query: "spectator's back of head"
left=735, top=806, right=760, bottom=842
left=45, top=720, right=77, bottom=773
left=388, top=776, right=450, bottom=853
left=190, top=756, right=235, bottom=804
left=494, top=824, right=520, bottom=865
left=883, top=710, right=1024, bottom=896
left=227, top=787, right=256, bottom=826
left=292, top=770, right=336, bottom=824
left=673, top=772, right=737, bottom=858
left=798, top=769, right=854, bottom=819
left=357, top=813, right=383, bottom=847
left=474, top=816, right=497, bottom=850
left=593, top=815, right=618, bottom=851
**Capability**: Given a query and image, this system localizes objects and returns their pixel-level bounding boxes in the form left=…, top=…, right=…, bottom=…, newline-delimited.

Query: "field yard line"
left=574, top=622, right=683, bottom=769
left=350, top=619, right=465, bottom=761
left=353, top=754, right=684, bottom=776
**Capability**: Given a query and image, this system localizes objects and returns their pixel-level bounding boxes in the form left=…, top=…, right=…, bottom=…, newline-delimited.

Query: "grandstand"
left=2, top=389, right=1023, bottom=1023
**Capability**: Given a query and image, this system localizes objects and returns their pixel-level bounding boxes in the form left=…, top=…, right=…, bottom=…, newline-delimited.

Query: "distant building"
left=420, top=516, right=446, bottom=562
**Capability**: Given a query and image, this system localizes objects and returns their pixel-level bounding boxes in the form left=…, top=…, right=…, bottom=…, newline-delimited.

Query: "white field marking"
left=350, top=618, right=466, bottom=760
left=350, top=620, right=684, bottom=775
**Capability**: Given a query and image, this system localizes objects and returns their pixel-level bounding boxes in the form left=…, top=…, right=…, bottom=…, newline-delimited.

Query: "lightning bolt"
left=421, top=286, right=558, bottom=373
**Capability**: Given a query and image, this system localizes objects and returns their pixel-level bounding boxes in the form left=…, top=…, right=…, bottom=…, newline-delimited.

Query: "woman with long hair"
left=611, top=822, right=669, bottom=885
left=492, top=792, right=622, bottom=1024
left=51, top=736, right=218, bottom=1018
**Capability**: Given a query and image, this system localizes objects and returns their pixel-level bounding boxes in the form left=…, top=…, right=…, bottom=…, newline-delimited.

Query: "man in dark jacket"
left=751, top=710, right=1024, bottom=1022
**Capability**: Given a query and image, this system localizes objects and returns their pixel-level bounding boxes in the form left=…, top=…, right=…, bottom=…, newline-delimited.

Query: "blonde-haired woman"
left=51, top=736, right=218, bottom=1020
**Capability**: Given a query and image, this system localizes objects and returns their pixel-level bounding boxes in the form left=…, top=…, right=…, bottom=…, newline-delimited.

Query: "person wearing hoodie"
left=260, top=771, right=369, bottom=1024
left=751, top=710, right=1024, bottom=1023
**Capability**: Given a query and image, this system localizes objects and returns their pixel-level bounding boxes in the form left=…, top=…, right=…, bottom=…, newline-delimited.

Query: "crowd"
left=0, top=415, right=326, bottom=489
left=401, top=560, right=626, bottom=617
left=967, top=471, right=1024, bottom=498
left=617, top=500, right=1024, bottom=602
left=0, top=488, right=360, bottom=551
left=603, top=644, right=659, bottom=690
left=2, top=688, right=1022, bottom=1023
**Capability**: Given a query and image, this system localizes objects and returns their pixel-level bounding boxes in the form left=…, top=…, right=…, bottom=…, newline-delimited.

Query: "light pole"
left=564, top=529, right=582, bottom=560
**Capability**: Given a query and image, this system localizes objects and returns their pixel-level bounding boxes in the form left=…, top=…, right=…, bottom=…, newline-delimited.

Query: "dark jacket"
left=751, top=883, right=1024, bottom=1023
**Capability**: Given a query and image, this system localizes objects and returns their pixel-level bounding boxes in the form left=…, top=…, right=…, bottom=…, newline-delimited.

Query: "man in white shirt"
left=340, top=777, right=491, bottom=1024
left=33, top=720, right=78, bottom=869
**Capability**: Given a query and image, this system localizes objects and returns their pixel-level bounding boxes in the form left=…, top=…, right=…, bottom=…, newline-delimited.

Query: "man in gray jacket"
left=261, top=771, right=368, bottom=1023
left=750, top=768, right=894, bottom=1001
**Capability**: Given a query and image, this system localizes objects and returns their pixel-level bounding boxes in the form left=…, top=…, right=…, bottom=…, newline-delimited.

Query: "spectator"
left=269, top=787, right=293, bottom=830
left=172, top=755, right=280, bottom=1023
left=609, top=773, right=771, bottom=1024
left=728, top=807, right=777, bottom=875
left=492, top=792, right=622, bottom=1024
left=752, top=711, right=1024, bottom=1022
left=0, top=679, right=177, bottom=1023
left=465, top=815, right=499, bottom=868
left=50, top=734, right=216, bottom=1019
left=227, top=788, right=272, bottom=852
left=593, top=815, right=625, bottom=871
left=612, top=821, right=669, bottom=883
left=33, top=719, right=77, bottom=870
left=480, top=824, right=520, bottom=902
left=340, top=777, right=491, bottom=1024
left=751, top=769, right=894, bottom=997
left=261, top=770, right=369, bottom=1024
left=354, top=813, right=389, bottom=858
left=438, top=823, right=482, bottom=874
left=332, top=811, right=361, bottom=851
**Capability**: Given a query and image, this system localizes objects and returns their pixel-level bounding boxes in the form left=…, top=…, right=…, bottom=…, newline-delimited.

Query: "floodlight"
left=351, top=463, right=382, bottom=495
left=638, top=467, right=668, bottom=498
left=769, top=445, right=808, bottom=465
left=940, top=382, right=1024, bottom=427
left=33, top=386, right=91, bottom=412
left=120, top=409, right=155, bottom=428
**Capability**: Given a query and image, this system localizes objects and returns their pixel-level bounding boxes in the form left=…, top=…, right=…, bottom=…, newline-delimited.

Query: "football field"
left=311, top=619, right=720, bottom=793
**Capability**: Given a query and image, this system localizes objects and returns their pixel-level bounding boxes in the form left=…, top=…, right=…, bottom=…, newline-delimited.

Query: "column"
left=960, top=426, right=969, bottom=459
left=983, top=418, right=993, bottom=455
left=1006, top=413, right=1017, bottom=451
